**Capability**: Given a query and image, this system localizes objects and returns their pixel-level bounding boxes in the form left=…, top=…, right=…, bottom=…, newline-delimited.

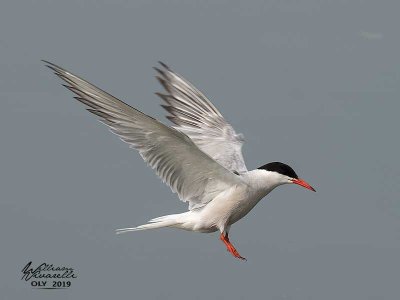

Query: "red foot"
left=220, top=233, right=246, bottom=260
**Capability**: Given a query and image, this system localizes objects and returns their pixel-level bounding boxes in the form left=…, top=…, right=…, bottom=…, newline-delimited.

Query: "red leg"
left=220, top=233, right=246, bottom=260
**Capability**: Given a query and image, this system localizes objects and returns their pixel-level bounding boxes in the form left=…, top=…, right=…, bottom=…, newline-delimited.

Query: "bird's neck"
left=243, top=169, right=285, bottom=195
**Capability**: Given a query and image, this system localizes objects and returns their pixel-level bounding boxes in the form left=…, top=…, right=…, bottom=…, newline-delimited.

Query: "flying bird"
left=44, top=60, right=316, bottom=260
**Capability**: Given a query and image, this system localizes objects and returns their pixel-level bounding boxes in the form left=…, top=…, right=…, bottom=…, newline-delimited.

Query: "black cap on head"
left=257, top=162, right=298, bottom=179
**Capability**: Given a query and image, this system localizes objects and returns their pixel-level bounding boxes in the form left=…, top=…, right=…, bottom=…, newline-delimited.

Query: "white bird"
left=44, top=61, right=316, bottom=260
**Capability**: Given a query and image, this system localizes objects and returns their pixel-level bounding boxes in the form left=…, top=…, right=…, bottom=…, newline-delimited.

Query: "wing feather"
left=155, top=62, right=247, bottom=173
left=44, top=61, right=242, bottom=210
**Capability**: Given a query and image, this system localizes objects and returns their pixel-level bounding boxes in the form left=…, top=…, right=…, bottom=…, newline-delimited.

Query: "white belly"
left=187, top=184, right=271, bottom=233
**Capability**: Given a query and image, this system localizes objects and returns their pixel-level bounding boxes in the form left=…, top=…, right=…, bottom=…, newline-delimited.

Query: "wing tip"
left=42, top=59, right=61, bottom=72
left=153, top=66, right=166, bottom=77
left=158, top=61, right=171, bottom=70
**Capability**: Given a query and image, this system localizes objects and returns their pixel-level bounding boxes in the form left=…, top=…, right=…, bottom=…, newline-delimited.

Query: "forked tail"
left=115, top=213, right=184, bottom=234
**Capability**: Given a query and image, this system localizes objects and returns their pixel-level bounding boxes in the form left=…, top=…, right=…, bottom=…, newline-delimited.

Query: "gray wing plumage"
left=154, top=62, right=248, bottom=174
left=44, top=61, right=242, bottom=210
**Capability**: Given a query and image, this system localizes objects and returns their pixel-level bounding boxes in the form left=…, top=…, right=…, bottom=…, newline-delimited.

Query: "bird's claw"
left=220, top=233, right=246, bottom=261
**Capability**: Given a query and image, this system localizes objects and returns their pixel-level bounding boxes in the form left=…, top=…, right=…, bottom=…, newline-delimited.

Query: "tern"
left=44, top=61, right=316, bottom=260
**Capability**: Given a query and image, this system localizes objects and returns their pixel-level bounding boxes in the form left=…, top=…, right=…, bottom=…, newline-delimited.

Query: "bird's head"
left=257, top=162, right=316, bottom=192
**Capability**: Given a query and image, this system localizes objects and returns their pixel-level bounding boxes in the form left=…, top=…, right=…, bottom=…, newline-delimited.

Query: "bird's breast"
left=226, top=187, right=269, bottom=225
left=195, top=183, right=272, bottom=231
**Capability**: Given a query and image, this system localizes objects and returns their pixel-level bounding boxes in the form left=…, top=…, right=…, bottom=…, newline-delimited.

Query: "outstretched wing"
left=44, top=61, right=242, bottom=210
left=154, top=62, right=248, bottom=174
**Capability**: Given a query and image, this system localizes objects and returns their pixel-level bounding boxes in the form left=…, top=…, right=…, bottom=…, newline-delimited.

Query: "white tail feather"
left=115, top=214, right=182, bottom=234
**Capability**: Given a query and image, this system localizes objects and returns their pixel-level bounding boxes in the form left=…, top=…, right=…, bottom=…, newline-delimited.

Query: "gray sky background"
left=1, top=1, right=400, bottom=299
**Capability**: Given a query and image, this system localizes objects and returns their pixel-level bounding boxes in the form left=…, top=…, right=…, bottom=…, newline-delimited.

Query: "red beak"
left=291, top=178, right=316, bottom=192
